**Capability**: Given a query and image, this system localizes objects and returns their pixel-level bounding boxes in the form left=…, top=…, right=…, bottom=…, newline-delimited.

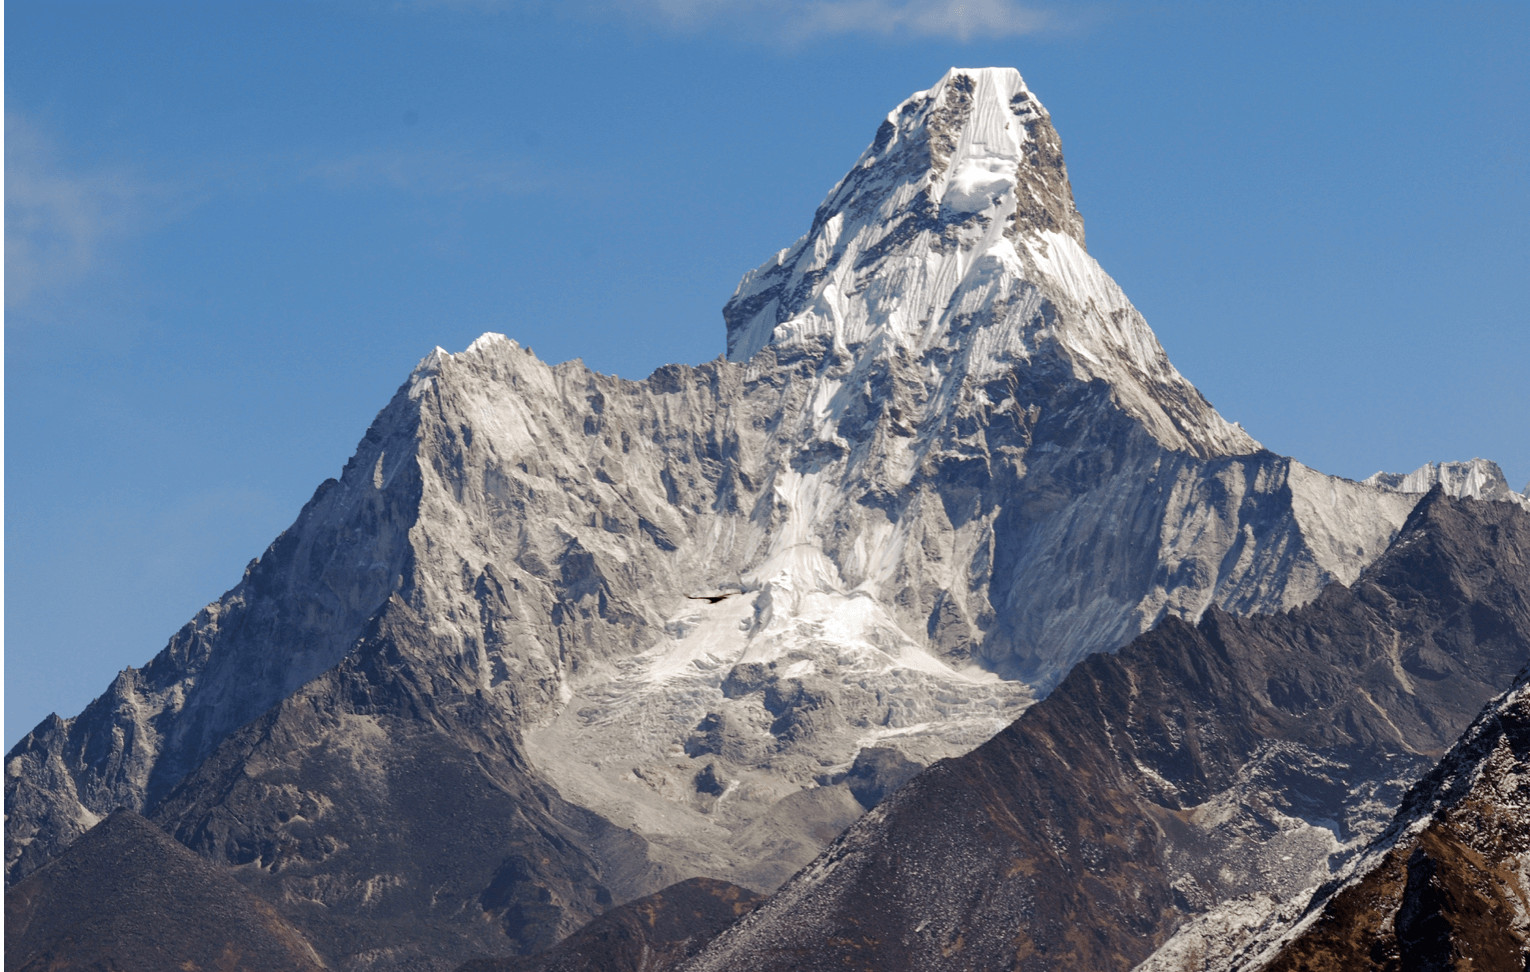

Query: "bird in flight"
left=686, top=590, right=740, bottom=604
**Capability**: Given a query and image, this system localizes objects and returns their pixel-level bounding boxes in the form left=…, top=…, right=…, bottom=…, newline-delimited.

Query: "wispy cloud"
left=402, top=0, right=1062, bottom=43
left=614, top=0, right=1057, bottom=42
left=5, top=115, right=551, bottom=308
left=4, top=114, right=177, bottom=306
left=803, top=0, right=1055, bottom=41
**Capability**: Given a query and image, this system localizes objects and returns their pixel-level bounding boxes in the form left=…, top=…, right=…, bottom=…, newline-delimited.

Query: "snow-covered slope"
left=520, top=68, right=1429, bottom=886
left=5, top=67, right=1508, bottom=968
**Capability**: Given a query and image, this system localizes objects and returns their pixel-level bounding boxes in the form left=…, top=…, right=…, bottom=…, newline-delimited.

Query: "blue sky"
left=6, top=0, right=1527, bottom=746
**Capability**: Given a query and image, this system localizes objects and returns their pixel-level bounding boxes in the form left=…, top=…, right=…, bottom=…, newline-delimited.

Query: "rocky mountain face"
left=679, top=491, right=1530, bottom=972
left=1250, top=675, right=1530, bottom=972
left=2, top=67, right=1507, bottom=970
left=146, top=601, right=673, bottom=965
left=1254, top=670, right=1530, bottom=972
left=1139, top=666, right=1530, bottom=972
left=5, top=809, right=328, bottom=972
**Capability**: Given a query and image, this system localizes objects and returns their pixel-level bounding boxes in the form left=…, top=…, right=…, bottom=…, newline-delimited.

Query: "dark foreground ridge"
left=4, top=808, right=327, bottom=972
left=678, top=490, right=1530, bottom=972
left=458, top=877, right=763, bottom=972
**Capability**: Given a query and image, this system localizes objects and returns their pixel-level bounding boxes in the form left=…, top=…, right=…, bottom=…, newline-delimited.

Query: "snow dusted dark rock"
left=1146, top=673, right=1530, bottom=972
left=1159, top=667, right=1530, bottom=972
left=5, top=67, right=1521, bottom=970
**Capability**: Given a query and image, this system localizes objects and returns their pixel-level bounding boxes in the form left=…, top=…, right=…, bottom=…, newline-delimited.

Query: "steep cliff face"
left=517, top=69, right=1427, bottom=889
left=146, top=586, right=670, bottom=965
left=724, top=68, right=1243, bottom=458
left=5, top=386, right=427, bottom=883
left=680, top=492, right=1530, bottom=972
left=2, top=67, right=1493, bottom=970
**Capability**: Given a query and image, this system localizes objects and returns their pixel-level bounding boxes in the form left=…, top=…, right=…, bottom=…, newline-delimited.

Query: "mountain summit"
left=4, top=68, right=1504, bottom=970
left=726, top=67, right=1251, bottom=458
left=727, top=66, right=1085, bottom=362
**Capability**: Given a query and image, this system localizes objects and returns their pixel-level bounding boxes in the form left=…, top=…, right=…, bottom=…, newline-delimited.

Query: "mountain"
left=678, top=490, right=1530, bottom=972
left=1140, top=666, right=1530, bottom=972
left=3, top=67, right=1506, bottom=969
left=5, top=808, right=327, bottom=972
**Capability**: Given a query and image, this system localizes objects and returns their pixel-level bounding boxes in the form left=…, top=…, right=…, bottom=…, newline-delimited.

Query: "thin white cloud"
left=613, top=0, right=1055, bottom=41
left=792, top=0, right=1054, bottom=41
left=4, top=115, right=550, bottom=308
left=4, top=114, right=172, bottom=306
left=401, top=0, right=1061, bottom=42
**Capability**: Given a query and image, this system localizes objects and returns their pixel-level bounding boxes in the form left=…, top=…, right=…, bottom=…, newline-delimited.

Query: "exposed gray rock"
left=1147, top=665, right=1530, bottom=972
left=841, top=746, right=925, bottom=810
left=456, top=877, right=764, bottom=972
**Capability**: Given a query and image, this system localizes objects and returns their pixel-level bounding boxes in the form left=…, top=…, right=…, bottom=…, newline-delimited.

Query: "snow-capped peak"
left=1366, top=458, right=1530, bottom=511
left=723, top=67, right=1255, bottom=458
left=875, top=67, right=1060, bottom=223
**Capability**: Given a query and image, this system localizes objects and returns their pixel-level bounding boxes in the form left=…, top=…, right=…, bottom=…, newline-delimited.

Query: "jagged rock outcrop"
left=1254, top=679, right=1530, bottom=971
left=147, top=595, right=673, bottom=965
left=5, top=67, right=1511, bottom=970
left=680, top=491, right=1530, bottom=972
left=5, top=808, right=328, bottom=972
left=5, top=385, right=429, bottom=884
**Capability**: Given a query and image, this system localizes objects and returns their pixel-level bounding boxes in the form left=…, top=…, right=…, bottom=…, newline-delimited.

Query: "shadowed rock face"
left=3, top=388, right=427, bottom=886
left=1259, top=829, right=1529, bottom=972
left=457, top=877, right=764, bottom=972
left=4, top=809, right=327, bottom=972
left=681, top=492, right=1530, bottom=972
